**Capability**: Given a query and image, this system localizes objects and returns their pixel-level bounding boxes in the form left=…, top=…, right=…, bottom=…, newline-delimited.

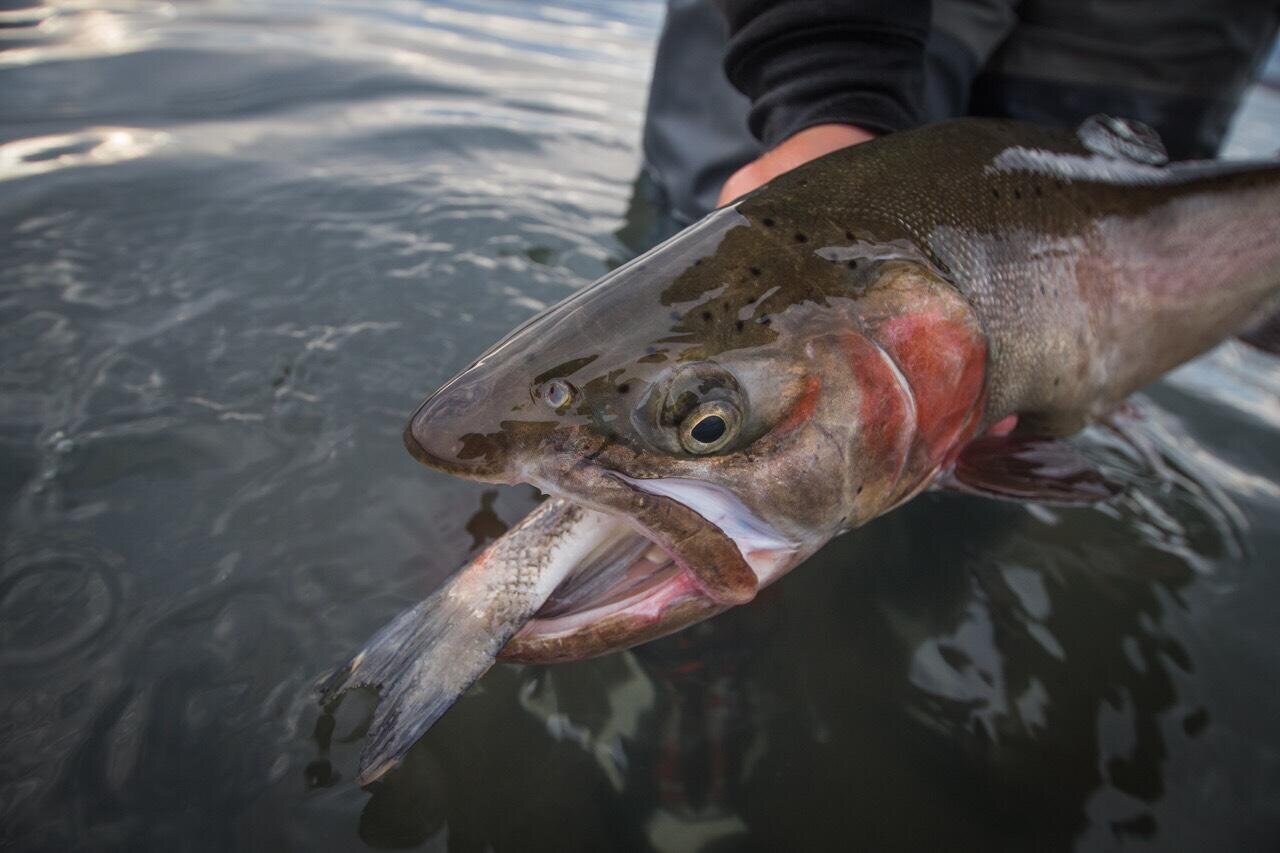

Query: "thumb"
left=717, top=124, right=877, bottom=207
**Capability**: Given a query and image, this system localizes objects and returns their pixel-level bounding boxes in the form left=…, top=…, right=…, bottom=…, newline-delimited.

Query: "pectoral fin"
left=938, top=434, right=1120, bottom=505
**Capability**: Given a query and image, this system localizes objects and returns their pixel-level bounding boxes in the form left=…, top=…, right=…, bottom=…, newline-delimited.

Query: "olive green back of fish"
left=736, top=117, right=1280, bottom=432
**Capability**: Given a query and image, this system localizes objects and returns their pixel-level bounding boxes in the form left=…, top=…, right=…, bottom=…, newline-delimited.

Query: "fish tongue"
left=318, top=497, right=627, bottom=784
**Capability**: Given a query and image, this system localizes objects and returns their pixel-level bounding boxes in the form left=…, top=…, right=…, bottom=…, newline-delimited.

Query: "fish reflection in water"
left=316, top=400, right=1246, bottom=849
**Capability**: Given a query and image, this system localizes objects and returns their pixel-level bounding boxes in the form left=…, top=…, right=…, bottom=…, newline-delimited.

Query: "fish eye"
left=679, top=400, right=740, bottom=454
left=537, top=379, right=575, bottom=412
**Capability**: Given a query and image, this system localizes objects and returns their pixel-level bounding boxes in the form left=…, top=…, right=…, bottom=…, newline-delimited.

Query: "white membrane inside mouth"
left=522, top=515, right=692, bottom=635
left=612, top=473, right=800, bottom=585
left=538, top=531, right=672, bottom=618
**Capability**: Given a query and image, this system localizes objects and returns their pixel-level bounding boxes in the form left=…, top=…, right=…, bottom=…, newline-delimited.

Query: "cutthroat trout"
left=324, top=116, right=1280, bottom=782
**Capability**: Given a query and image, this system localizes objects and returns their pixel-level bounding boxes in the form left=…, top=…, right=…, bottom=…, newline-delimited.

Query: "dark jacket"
left=715, top=0, right=1280, bottom=158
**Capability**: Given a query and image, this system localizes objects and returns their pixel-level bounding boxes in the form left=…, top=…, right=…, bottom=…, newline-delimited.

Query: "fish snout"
left=403, top=379, right=515, bottom=480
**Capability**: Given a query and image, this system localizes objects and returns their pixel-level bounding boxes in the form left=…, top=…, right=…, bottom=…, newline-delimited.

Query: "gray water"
left=3, top=2, right=1280, bottom=850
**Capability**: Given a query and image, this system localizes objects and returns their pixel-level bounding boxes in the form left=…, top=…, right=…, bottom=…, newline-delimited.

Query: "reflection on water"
left=2, top=1, right=1279, bottom=850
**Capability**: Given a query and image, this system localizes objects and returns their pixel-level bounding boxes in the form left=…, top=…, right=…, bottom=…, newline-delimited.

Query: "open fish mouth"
left=500, top=471, right=802, bottom=663
left=400, top=423, right=803, bottom=661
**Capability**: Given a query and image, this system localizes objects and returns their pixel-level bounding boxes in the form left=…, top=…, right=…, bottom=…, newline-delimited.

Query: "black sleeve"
left=713, top=0, right=932, bottom=147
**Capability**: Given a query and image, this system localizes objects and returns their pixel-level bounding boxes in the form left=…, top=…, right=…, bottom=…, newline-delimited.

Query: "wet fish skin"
left=742, top=115, right=1280, bottom=435
left=404, top=116, right=1280, bottom=660
left=330, top=117, right=1280, bottom=778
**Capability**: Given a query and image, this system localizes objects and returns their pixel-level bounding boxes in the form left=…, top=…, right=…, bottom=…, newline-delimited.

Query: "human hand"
left=717, top=123, right=877, bottom=207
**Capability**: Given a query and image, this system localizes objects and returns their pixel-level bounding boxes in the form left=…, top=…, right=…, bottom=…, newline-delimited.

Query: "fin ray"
left=939, top=434, right=1120, bottom=505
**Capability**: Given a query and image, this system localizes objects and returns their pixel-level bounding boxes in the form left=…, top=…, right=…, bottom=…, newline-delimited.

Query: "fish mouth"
left=403, top=425, right=803, bottom=662
left=501, top=468, right=801, bottom=663
left=499, top=529, right=720, bottom=663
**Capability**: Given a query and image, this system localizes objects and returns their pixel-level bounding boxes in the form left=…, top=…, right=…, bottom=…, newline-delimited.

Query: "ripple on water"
left=0, top=548, right=119, bottom=668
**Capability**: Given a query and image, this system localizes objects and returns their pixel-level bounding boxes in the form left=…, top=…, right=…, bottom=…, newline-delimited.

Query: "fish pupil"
left=542, top=380, right=572, bottom=409
left=691, top=414, right=726, bottom=444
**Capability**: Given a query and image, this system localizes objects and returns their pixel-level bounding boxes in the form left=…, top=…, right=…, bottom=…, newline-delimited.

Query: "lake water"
left=2, top=2, right=1279, bottom=850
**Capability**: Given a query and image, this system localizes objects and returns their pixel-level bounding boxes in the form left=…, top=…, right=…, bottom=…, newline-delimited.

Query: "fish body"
left=331, top=116, right=1280, bottom=781
left=320, top=497, right=639, bottom=783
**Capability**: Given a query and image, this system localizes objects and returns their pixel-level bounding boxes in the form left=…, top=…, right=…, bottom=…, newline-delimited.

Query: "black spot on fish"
left=701, top=310, right=712, bottom=322
left=618, top=383, right=630, bottom=394
left=534, top=355, right=598, bottom=384
left=847, top=260, right=859, bottom=270
left=722, top=301, right=731, bottom=312
left=762, top=217, right=775, bottom=227
left=794, top=233, right=808, bottom=243
left=1013, top=189, right=1022, bottom=200
left=992, top=189, right=1000, bottom=199
left=735, top=320, right=745, bottom=332
left=693, top=258, right=703, bottom=266
left=749, top=266, right=761, bottom=277
left=1053, top=377, right=1061, bottom=387
left=844, top=230, right=855, bottom=240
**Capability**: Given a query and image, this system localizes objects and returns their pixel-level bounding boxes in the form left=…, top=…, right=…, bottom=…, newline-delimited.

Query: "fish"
left=319, top=496, right=654, bottom=783
left=323, top=115, right=1280, bottom=783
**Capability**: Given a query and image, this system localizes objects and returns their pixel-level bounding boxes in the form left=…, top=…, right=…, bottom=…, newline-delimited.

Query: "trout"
left=323, top=116, right=1280, bottom=783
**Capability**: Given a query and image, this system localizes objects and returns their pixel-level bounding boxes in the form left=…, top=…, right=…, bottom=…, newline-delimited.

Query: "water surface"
left=2, top=2, right=1280, bottom=850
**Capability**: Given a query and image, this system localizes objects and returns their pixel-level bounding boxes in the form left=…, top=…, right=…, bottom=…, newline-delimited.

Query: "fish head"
left=407, top=200, right=987, bottom=661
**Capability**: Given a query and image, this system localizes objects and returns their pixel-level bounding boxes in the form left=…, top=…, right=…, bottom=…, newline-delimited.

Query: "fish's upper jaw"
left=533, top=460, right=768, bottom=606
left=542, top=460, right=810, bottom=601
left=611, top=473, right=803, bottom=589
left=403, top=381, right=526, bottom=482
left=402, top=421, right=505, bottom=481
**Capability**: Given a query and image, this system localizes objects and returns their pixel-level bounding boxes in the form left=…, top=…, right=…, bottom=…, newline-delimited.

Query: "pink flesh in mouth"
left=514, top=534, right=703, bottom=639
left=506, top=471, right=798, bottom=637
left=510, top=479, right=802, bottom=643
